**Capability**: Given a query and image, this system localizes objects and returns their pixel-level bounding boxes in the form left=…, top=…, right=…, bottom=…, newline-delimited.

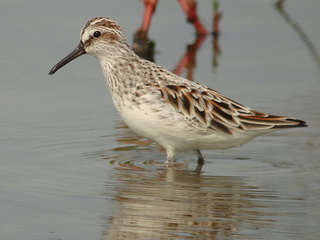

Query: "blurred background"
left=0, top=1, right=319, bottom=239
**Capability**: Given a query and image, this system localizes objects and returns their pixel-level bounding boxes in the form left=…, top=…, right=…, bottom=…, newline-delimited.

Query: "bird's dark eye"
left=93, top=31, right=101, bottom=38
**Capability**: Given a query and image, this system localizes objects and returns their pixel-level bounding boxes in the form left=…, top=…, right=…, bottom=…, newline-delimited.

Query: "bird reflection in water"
left=102, top=168, right=276, bottom=240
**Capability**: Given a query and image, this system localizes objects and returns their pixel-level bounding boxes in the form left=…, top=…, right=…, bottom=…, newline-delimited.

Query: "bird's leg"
left=165, top=148, right=176, bottom=167
left=194, top=149, right=205, bottom=167
left=139, top=0, right=159, bottom=33
left=177, top=0, right=208, bottom=35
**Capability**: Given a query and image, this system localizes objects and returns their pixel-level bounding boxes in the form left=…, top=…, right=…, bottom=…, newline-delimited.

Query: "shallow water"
left=1, top=1, right=320, bottom=239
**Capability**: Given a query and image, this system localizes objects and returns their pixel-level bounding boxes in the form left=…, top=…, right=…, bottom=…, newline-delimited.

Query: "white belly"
left=118, top=105, right=259, bottom=153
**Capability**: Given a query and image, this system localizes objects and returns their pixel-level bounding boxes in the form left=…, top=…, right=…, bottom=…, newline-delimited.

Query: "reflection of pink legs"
left=177, top=0, right=208, bottom=35
left=135, top=0, right=222, bottom=74
left=173, top=34, right=207, bottom=80
left=138, top=0, right=208, bottom=35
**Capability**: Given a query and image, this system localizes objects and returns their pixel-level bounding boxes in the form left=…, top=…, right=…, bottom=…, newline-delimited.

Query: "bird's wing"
left=152, top=83, right=306, bottom=134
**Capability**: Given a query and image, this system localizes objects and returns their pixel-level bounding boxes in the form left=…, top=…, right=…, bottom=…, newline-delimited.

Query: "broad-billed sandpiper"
left=49, top=17, right=307, bottom=168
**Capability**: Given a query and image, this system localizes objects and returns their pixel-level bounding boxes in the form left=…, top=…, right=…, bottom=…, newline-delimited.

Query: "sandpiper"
left=49, top=17, right=307, bottom=168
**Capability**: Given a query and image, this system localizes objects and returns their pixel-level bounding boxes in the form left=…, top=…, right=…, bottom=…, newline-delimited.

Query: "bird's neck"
left=97, top=45, right=145, bottom=93
left=97, top=43, right=180, bottom=95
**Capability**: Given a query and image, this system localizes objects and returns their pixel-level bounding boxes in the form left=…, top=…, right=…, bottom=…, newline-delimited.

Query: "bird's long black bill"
left=49, top=41, right=86, bottom=75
